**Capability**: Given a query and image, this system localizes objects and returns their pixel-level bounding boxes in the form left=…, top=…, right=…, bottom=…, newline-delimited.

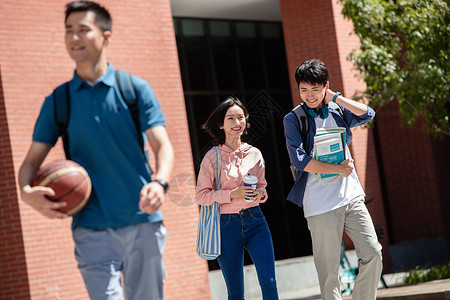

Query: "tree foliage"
left=340, top=0, right=449, bottom=137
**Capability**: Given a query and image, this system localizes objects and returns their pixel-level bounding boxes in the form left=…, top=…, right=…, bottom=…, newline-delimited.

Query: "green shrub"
left=405, top=260, right=450, bottom=285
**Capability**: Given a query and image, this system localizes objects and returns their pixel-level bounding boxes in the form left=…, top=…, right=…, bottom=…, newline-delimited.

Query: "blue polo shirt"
left=33, top=63, right=165, bottom=229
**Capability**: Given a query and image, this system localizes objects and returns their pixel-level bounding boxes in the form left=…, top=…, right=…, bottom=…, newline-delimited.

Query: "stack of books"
left=314, top=127, right=347, bottom=179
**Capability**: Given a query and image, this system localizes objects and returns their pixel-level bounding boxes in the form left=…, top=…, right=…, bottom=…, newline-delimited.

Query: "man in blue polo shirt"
left=18, top=1, right=174, bottom=299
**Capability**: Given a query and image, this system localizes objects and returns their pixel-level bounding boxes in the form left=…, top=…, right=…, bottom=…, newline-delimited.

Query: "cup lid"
left=244, top=174, right=258, bottom=183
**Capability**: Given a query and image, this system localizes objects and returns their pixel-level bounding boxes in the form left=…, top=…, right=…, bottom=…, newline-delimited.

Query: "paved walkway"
left=374, top=278, right=450, bottom=300
left=282, top=279, right=450, bottom=300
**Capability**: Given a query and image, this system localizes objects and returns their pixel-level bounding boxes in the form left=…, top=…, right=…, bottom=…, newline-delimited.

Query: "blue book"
left=314, top=128, right=347, bottom=179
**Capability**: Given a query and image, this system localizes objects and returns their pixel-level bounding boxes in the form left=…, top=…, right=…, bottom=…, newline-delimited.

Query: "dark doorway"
left=174, top=17, right=312, bottom=270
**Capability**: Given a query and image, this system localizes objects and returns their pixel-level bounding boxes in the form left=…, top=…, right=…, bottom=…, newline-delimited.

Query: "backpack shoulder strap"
left=329, top=101, right=343, bottom=118
left=116, top=70, right=137, bottom=106
left=53, top=82, right=71, bottom=160
left=115, top=70, right=145, bottom=157
left=292, top=104, right=308, bottom=141
left=290, top=105, right=308, bottom=180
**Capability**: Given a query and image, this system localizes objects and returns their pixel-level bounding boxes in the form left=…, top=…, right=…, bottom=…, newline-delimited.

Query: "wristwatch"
left=153, top=179, right=169, bottom=193
left=332, top=92, right=341, bottom=103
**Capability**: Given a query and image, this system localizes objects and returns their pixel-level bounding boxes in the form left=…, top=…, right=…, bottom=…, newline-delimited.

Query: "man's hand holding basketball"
left=21, top=185, right=68, bottom=219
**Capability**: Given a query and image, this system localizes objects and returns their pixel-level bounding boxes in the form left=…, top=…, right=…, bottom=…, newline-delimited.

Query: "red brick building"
left=1, top=0, right=448, bottom=299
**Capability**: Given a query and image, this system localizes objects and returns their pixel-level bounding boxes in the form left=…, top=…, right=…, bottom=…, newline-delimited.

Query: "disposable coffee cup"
left=243, top=174, right=258, bottom=202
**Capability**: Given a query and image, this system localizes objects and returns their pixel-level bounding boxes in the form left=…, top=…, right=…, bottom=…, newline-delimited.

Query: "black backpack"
left=290, top=102, right=344, bottom=179
left=53, top=70, right=146, bottom=162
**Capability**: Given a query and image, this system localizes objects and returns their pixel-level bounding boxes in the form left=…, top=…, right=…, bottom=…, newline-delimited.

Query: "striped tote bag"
left=196, top=147, right=221, bottom=260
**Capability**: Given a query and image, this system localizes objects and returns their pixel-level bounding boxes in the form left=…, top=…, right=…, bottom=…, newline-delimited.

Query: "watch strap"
left=154, top=178, right=169, bottom=193
left=332, top=92, right=341, bottom=103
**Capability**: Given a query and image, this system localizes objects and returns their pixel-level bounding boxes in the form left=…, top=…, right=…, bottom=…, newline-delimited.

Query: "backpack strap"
left=53, top=71, right=150, bottom=169
left=290, top=105, right=308, bottom=180
left=329, top=101, right=343, bottom=118
left=53, top=82, right=71, bottom=160
left=292, top=104, right=309, bottom=142
left=115, top=70, right=146, bottom=161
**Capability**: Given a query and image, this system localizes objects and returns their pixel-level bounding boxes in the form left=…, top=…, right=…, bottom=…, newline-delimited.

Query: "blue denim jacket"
left=283, top=103, right=375, bottom=207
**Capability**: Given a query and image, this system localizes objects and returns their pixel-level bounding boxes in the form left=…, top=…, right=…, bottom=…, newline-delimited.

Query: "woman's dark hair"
left=65, top=0, right=112, bottom=33
left=202, top=96, right=250, bottom=145
left=295, top=58, right=329, bottom=87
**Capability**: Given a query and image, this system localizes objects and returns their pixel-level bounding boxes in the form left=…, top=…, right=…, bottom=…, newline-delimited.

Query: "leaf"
left=340, top=0, right=450, bottom=137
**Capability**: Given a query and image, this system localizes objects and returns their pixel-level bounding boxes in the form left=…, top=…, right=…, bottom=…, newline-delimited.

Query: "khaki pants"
left=307, top=198, right=383, bottom=300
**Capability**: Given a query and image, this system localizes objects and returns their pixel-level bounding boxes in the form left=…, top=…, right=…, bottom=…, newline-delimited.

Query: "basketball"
left=32, top=160, right=92, bottom=216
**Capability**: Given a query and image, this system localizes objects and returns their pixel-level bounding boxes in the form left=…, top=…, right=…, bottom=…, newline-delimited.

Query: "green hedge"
left=405, top=260, right=450, bottom=285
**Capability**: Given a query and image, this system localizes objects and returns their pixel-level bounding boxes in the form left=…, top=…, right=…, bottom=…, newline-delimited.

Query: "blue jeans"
left=218, top=206, right=278, bottom=300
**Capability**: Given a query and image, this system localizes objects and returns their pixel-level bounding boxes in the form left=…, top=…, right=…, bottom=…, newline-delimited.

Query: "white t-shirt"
left=303, top=116, right=365, bottom=218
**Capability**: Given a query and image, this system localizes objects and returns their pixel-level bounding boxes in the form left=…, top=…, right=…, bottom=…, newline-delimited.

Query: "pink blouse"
left=195, top=143, right=268, bottom=214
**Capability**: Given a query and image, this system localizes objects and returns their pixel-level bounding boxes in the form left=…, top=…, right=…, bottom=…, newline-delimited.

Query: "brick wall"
left=376, top=101, right=445, bottom=242
left=0, top=1, right=209, bottom=299
left=279, top=0, right=391, bottom=269
left=0, top=65, right=31, bottom=299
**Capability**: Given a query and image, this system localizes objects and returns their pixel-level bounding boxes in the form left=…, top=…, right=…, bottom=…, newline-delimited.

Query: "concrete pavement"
left=286, top=279, right=450, bottom=300
left=375, top=278, right=450, bottom=300
left=209, top=252, right=450, bottom=300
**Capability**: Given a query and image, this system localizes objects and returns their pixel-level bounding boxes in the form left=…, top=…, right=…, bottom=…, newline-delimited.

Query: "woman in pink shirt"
left=196, top=96, right=278, bottom=300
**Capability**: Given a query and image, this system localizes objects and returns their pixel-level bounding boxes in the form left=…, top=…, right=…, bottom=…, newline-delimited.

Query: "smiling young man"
left=18, top=1, right=174, bottom=299
left=283, top=59, right=382, bottom=300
